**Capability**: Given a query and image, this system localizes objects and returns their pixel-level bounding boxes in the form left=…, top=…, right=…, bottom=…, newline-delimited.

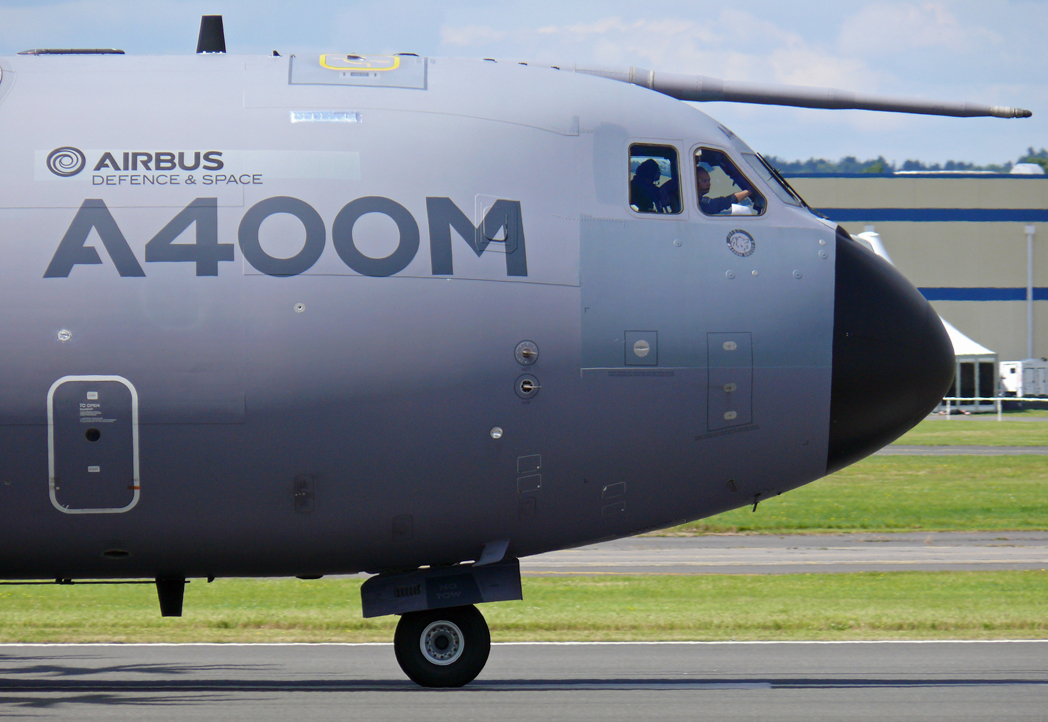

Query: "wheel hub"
left=420, top=620, right=464, bottom=666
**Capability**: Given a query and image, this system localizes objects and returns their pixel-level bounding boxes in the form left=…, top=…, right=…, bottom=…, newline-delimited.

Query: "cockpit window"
left=742, top=152, right=805, bottom=207
left=695, top=148, right=765, bottom=216
left=629, top=144, right=682, bottom=214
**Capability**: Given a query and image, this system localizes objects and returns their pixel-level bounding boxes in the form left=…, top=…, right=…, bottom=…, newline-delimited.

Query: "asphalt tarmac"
left=1, top=642, right=1045, bottom=721
left=520, top=531, right=1048, bottom=575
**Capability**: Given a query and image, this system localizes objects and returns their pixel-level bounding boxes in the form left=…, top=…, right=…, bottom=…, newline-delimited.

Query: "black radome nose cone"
left=827, top=228, right=955, bottom=474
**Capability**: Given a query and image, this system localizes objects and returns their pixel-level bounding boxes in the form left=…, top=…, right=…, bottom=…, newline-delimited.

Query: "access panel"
left=48, top=376, right=139, bottom=514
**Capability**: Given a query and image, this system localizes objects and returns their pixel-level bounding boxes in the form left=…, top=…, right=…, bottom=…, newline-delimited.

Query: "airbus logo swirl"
left=47, top=147, right=86, bottom=177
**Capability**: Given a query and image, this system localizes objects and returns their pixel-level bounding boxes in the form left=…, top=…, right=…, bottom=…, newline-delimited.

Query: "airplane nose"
left=827, top=228, right=955, bottom=474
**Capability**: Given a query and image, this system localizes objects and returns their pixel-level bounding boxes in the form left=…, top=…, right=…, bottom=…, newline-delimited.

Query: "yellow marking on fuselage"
left=319, top=54, right=401, bottom=72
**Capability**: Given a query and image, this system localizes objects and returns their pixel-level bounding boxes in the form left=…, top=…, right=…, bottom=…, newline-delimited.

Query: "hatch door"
left=48, top=376, right=139, bottom=514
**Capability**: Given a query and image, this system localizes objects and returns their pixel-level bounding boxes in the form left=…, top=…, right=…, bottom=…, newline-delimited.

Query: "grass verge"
left=894, top=416, right=1048, bottom=445
left=672, top=456, right=1048, bottom=534
left=1, top=572, right=1045, bottom=643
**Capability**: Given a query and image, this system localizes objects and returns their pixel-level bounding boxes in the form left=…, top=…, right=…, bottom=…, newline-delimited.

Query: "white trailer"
left=1000, top=359, right=1048, bottom=397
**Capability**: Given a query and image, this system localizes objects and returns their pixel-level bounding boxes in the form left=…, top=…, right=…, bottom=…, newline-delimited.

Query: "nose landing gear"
left=362, top=558, right=519, bottom=686
left=393, top=604, right=491, bottom=687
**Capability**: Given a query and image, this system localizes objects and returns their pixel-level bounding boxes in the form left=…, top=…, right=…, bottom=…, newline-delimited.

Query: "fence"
left=938, top=396, right=1048, bottom=421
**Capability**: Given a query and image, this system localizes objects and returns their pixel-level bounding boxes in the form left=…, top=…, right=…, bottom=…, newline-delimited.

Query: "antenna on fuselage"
left=196, top=15, right=226, bottom=54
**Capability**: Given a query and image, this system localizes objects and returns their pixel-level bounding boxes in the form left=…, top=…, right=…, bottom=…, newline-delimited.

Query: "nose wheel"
left=393, top=604, right=491, bottom=687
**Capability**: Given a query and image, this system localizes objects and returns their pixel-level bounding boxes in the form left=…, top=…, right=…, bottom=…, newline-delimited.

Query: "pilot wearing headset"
left=696, top=165, right=751, bottom=215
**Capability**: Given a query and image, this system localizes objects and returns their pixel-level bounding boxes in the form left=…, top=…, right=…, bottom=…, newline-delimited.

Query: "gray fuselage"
left=0, top=52, right=952, bottom=580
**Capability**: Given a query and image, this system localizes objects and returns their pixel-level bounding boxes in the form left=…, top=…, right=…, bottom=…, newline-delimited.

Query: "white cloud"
left=766, top=47, right=883, bottom=89
left=838, top=2, right=1000, bottom=54
left=543, top=17, right=640, bottom=37
left=440, top=24, right=507, bottom=48
left=437, top=10, right=883, bottom=91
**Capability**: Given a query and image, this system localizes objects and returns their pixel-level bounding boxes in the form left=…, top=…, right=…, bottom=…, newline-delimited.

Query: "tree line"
left=768, top=148, right=1048, bottom=175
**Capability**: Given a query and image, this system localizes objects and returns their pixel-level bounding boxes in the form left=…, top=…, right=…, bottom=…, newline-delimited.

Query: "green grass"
left=505, top=572, right=1048, bottom=640
left=663, top=413, right=1048, bottom=534
left=1, top=573, right=1045, bottom=642
left=1007, top=407, right=1048, bottom=417
left=895, top=416, right=1048, bottom=445
left=672, top=456, right=1048, bottom=534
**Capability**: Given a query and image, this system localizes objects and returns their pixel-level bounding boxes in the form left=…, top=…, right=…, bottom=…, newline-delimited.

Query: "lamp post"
left=1027, top=225, right=1036, bottom=360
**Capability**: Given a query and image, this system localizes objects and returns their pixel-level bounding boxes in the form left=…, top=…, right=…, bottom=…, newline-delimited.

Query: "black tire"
left=393, top=605, right=491, bottom=688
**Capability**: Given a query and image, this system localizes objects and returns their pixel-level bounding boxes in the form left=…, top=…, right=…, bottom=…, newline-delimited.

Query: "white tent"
left=941, top=318, right=998, bottom=410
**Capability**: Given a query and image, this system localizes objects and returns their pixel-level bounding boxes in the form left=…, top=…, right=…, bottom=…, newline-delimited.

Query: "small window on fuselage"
left=695, top=148, right=765, bottom=216
left=629, top=144, right=681, bottom=214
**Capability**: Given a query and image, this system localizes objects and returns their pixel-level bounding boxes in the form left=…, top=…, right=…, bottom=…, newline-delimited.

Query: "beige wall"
left=850, top=222, right=1044, bottom=288
left=789, top=176, right=1048, bottom=210
left=930, top=301, right=1037, bottom=362
left=787, top=175, right=1048, bottom=363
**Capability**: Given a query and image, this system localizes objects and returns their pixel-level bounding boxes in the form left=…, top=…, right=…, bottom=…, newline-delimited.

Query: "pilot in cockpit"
left=696, top=165, right=752, bottom=215
left=630, top=158, right=667, bottom=213
left=629, top=147, right=684, bottom=214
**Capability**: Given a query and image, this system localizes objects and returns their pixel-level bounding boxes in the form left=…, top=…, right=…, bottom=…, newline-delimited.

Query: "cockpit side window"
left=742, top=153, right=806, bottom=207
left=695, top=148, right=765, bottom=217
left=629, top=144, right=682, bottom=214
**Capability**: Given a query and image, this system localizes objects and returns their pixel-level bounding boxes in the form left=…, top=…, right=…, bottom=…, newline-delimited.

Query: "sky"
left=1, top=0, right=1044, bottom=166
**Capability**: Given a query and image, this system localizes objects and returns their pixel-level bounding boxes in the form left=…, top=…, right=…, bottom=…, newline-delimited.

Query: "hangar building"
left=787, top=172, right=1048, bottom=398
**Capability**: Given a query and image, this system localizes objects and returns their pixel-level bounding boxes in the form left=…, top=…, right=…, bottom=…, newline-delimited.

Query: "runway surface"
left=1, top=642, right=1045, bottom=721
left=519, top=532, right=1048, bottom=575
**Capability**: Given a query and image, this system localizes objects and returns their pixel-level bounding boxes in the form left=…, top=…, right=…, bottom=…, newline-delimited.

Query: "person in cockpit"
left=696, top=166, right=751, bottom=215
left=630, top=158, right=669, bottom=213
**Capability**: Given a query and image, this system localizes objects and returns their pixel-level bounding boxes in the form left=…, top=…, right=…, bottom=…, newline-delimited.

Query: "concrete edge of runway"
left=2, top=640, right=1047, bottom=647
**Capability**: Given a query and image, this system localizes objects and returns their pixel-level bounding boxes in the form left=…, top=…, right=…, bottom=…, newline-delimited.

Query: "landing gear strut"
left=393, top=604, right=490, bottom=687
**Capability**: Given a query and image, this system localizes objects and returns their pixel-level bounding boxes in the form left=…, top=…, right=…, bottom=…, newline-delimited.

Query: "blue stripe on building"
left=919, top=288, right=1048, bottom=301
left=819, top=209, right=1048, bottom=222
